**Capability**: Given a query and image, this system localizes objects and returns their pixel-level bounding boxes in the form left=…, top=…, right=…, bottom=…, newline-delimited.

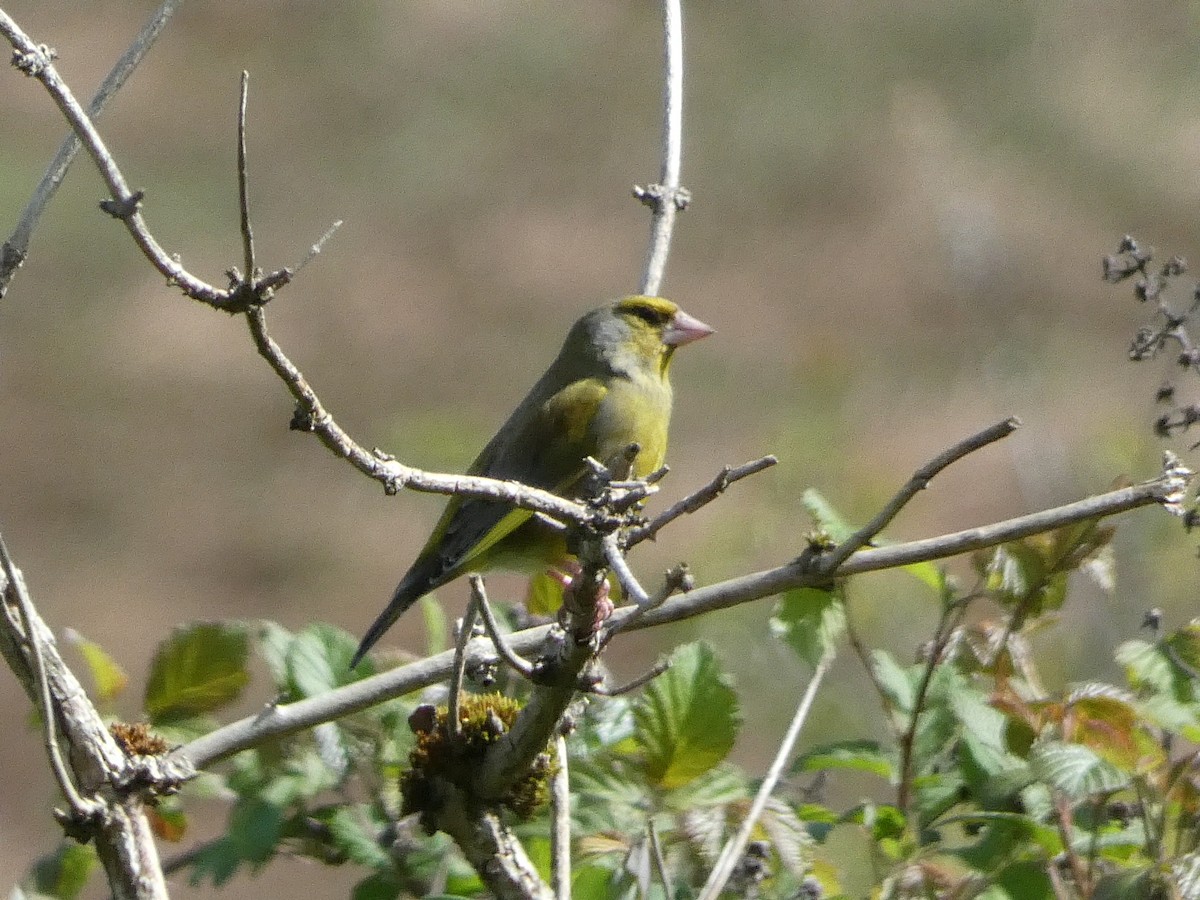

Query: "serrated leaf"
left=256, top=621, right=294, bottom=689
left=287, top=624, right=360, bottom=697
left=145, top=623, right=250, bottom=723
left=871, top=650, right=916, bottom=716
left=65, top=629, right=127, bottom=704
left=793, top=739, right=895, bottom=780
left=1116, top=639, right=1181, bottom=696
left=327, top=807, right=391, bottom=869
left=663, top=762, right=748, bottom=810
left=770, top=587, right=844, bottom=666
left=1028, top=741, right=1129, bottom=798
left=1167, top=620, right=1200, bottom=674
left=800, top=488, right=856, bottom=542
left=633, top=642, right=740, bottom=789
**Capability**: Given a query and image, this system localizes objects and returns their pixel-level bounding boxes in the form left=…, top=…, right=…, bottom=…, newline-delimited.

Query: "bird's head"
left=571, top=295, right=713, bottom=380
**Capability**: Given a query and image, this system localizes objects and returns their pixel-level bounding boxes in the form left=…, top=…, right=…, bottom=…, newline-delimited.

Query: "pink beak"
left=663, top=309, right=715, bottom=347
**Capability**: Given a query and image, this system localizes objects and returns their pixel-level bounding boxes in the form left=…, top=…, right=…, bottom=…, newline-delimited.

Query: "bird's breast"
left=591, top=375, right=672, bottom=477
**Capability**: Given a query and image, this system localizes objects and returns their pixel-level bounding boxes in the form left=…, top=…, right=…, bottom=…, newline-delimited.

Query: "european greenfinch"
left=352, top=295, right=713, bottom=666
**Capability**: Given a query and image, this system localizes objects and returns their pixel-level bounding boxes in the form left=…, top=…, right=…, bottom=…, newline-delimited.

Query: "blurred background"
left=2, top=0, right=1198, bottom=895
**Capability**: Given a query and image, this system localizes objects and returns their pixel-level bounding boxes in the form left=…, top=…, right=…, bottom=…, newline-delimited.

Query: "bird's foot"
left=549, top=562, right=613, bottom=636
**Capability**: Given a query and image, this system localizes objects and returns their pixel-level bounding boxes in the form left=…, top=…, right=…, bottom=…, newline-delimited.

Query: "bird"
left=352, top=295, right=714, bottom=667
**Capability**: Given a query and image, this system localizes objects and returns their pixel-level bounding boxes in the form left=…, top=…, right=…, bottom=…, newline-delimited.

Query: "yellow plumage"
left=352, top=295, right=713, bottom=666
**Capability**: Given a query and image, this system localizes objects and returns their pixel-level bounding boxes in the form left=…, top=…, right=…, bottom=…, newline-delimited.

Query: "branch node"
left=289, top=404, right=317, bottom=433
left=1158, top=450, right=1194, bottom=516
left=632, top=182, right=691, bottom=213
left=11, top=43, right=56, bottom=76
left=98, top=189, right=144, bottom=220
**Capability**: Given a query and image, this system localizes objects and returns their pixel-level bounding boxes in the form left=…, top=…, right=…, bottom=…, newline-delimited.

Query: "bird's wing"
left=418, top=375, right=610, bottom=580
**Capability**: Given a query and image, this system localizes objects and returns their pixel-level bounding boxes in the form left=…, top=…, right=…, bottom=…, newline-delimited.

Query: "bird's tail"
left=351, top=571, right=429, bottom=668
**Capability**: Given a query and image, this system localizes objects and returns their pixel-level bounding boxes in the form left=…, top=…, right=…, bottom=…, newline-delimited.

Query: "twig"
left=471, top=576, right=535, bottom=679
left=0, top=11, right=271, bottom=309
left=588, top=660, right=670, bottom=697
left=697, top=649, right=835, bottom=900
left=636, top=0, right=686, bottom=295
left=235, top=71, right=255, bottom=279
left=603, top=533, right=651, bottom=605
left=0, top=0, right=183, bottom=297
left=550, top=733, right=571, bottom=900
left=448, top=599, right=480, bottom=740
left=602, top=563, right=693, bottom=645
left=649, top=821, right=673, bottom=900
left=818, top=418, right=1020, bottom=573
left=173, top=468, right=1186, bottom=772
left=0, top=533, right=98, bottom=821
left=241, top=306, right=599, bottom=525
left=627, top=456, right=777, bottom=547
left=896, top=597, right=970, bottom=820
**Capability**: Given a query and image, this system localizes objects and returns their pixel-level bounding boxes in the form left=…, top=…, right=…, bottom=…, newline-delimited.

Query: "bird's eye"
left=628, top=305, right=665, bottom=326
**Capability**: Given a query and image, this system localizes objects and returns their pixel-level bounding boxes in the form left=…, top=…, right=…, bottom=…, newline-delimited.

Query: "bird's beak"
left=663, top=309, right=715, bottom=347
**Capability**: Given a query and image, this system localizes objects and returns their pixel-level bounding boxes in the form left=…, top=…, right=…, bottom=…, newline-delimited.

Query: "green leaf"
left=145, top=622, right=250, bottom=723
left=1028, top=741, right=1129, bottom=798
left=901, top=560, right=947, bottom=595
left=1166, top=620, right=1200, bottom=675
left=287, top=624, right=361, bottom=697
left=663, top=762, right=748, bottom=810
left=571, top=865, right=619, bottom=900
left=633, top=642, right=741, bottom=789
left=256, top=621, right=294, bottom=689
left=988, top=860, right=1056, bottom=900
left=770, top=587, right=844, bottom=666
left=793, top=739, right=895, bottom=781
left=870, top=650, right=915, bottom=715
left=327, top=807, right=391, bottom=869
left=65, top=629, right=127, bottom=703
left=228, top=796, right=285, bottom=865
left=27, top=843, right=96, bottom=900
left=351, top=873, right=403, bottom=900
left=1116, top=639, right=1179, bottom=695
left=801, top=488, right=855, bottom=542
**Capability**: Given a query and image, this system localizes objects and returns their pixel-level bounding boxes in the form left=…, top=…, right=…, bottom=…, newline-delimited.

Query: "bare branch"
left=448, top=599, right=480, bottom=739
left=589, top=659, right=670, bottom=697
left=0, top=538, right=178, bottom=899
left=697, top=649, right=834, bottom=900
left=818, top=418, right=1020, bottom=573
left=603, top=533, right=651, bottom=605
left=173, top=466, right=1185, bottom=772
left=636, top=0, right=686, bottom=295
left=627, top=455, right=778, bottom=547
left=550, top=734, right=571, bottom=900
left=0, top=11, right=260, bottom=309
left=242, top=307, right=600, bottom=525
left=0, top=533, right=98, bottom=820
left=472, top=575, right=536, bottom=679
left=236, top=71, right=255, bottom=279
left=0, top=0, right=182, bottom=298
left=649, top=821, right=673, bottom=900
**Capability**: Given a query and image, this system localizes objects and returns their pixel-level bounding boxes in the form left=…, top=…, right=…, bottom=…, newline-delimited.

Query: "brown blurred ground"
left=2, top=1, right=1198, bottom=895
